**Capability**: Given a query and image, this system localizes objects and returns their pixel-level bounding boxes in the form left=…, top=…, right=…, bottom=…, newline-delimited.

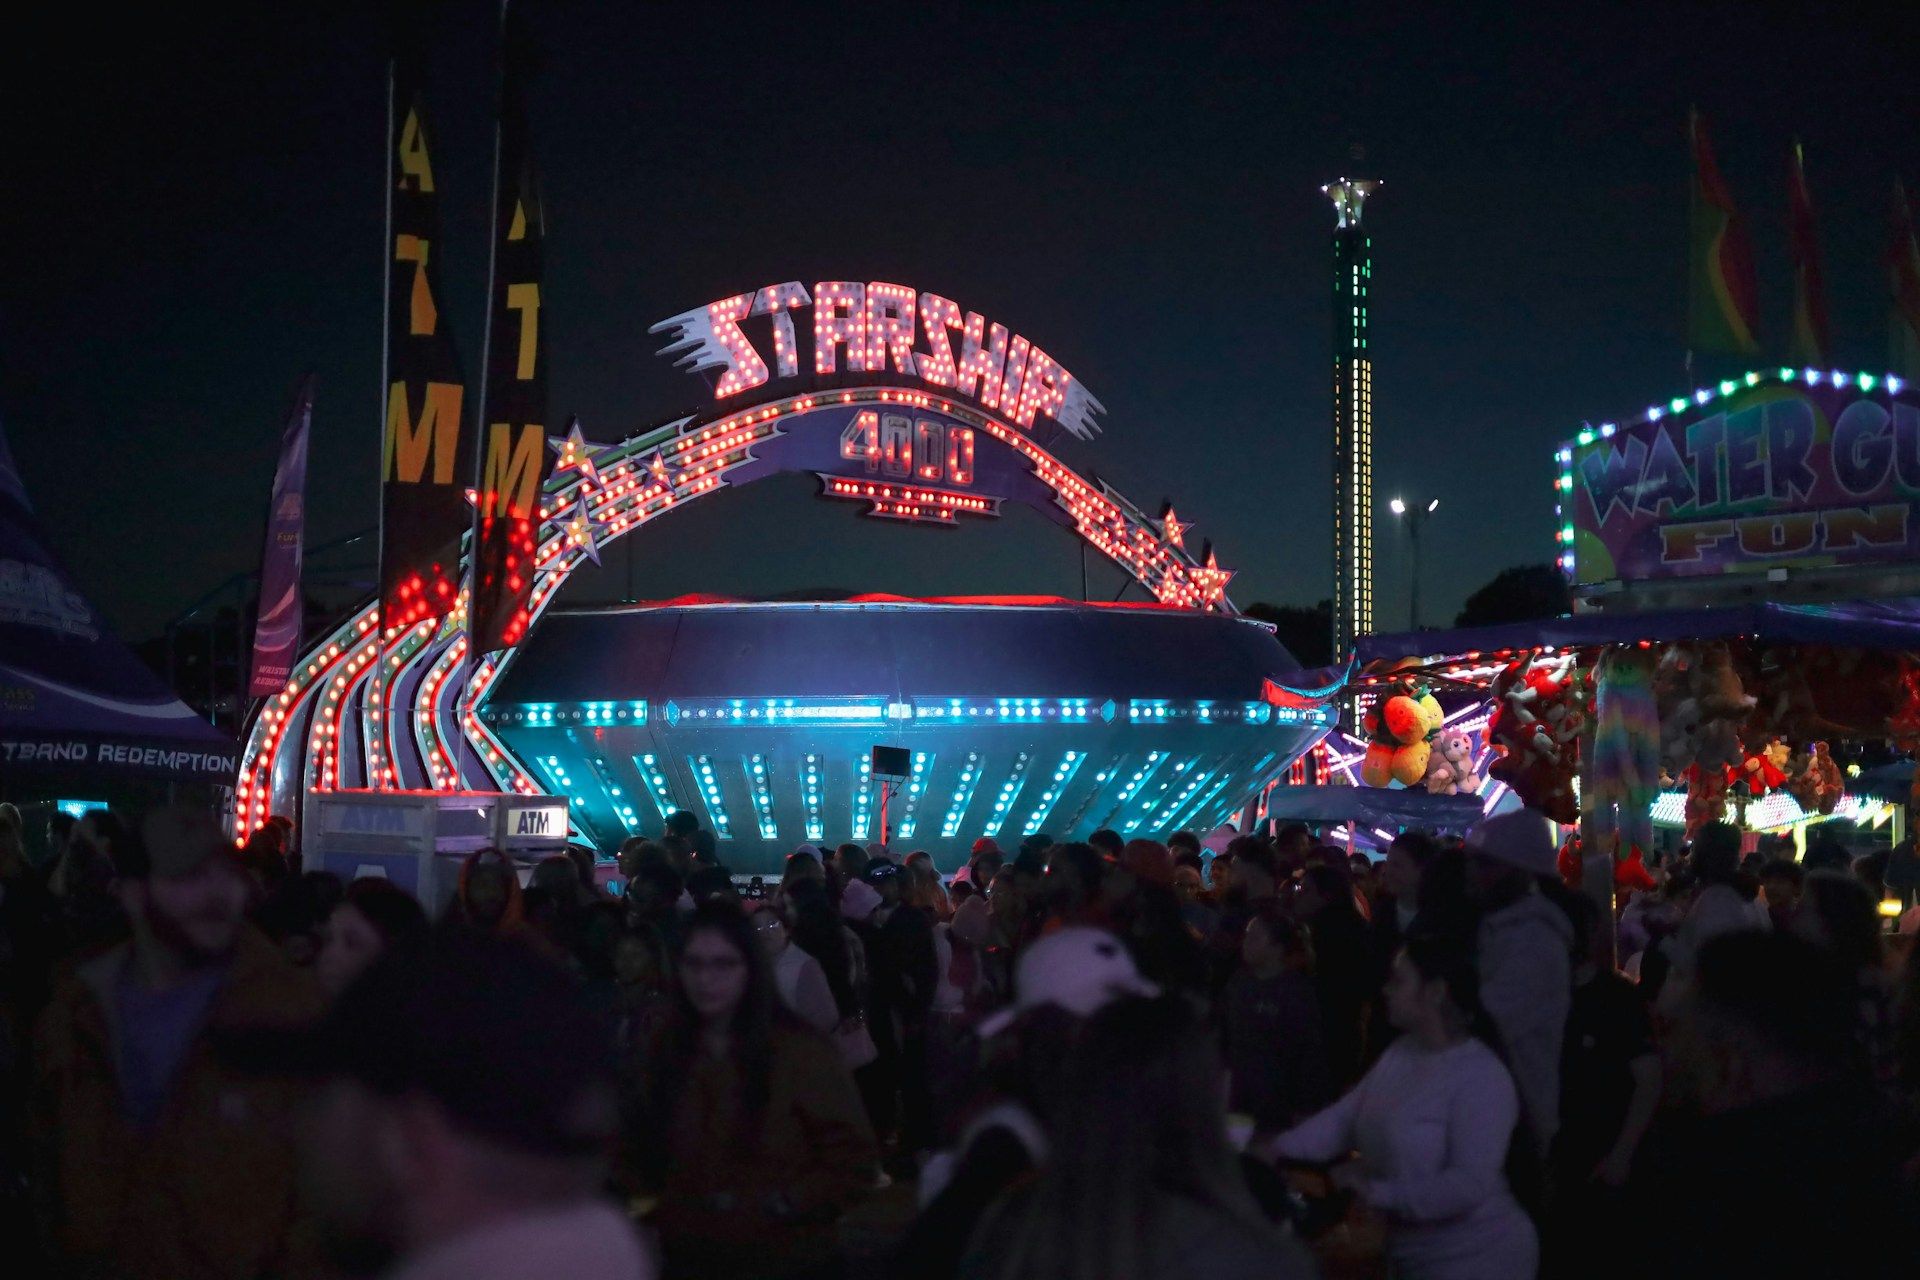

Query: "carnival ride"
left=233, top=280, right=1337, bottom=870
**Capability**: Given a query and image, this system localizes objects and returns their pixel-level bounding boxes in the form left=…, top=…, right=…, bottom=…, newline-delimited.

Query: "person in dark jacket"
left=1294, top=863, right=1375, bottom=1085
left=961, top=996, right=1312, bottom=1280
left=865, top=862, right=938, bottom=1155
left=32, top=808, right=324, bottom=1280
left=1221, top=905, right=1332, bottom=1135
left=1642, top=931, right=1920, bottom=1280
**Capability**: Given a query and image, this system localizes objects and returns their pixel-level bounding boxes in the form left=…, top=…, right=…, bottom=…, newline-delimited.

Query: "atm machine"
left=304, top=790, right=574, bottom=915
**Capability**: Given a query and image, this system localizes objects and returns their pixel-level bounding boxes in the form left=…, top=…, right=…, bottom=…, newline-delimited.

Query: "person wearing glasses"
left=629, top=902, right=876, bottom=1280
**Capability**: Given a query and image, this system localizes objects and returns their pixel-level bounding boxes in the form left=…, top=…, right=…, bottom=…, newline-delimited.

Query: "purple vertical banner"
left=248, top=376, right=314, bottom=698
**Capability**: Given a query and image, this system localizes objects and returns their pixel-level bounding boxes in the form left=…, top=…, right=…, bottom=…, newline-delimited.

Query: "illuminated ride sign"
left=233, top=279, right=1252, bottom=840
left=651, top=280, right=1104, bottom=441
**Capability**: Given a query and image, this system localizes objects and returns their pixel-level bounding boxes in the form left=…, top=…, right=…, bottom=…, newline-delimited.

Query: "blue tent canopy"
left=0, top=423, right=236, bottom=782
left=1263, top=784, right=1487, bottom=831
left=1359, top=599, right=1920, bottom=667
left=1849, top=760, right=1914, bottom=804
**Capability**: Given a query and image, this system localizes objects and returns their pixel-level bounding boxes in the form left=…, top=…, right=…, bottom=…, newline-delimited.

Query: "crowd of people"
left=3, top=795, right=1920, bottom=1279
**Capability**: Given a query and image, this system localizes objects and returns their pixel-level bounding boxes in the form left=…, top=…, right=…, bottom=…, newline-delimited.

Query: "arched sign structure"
left=232, top=281, right=1252, bottom=837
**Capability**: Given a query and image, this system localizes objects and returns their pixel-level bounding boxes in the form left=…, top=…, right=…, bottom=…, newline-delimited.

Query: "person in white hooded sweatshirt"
left=1267, top=933, right=1537, bottom=1279
left=1463, top=809, right=1573, bottom=1154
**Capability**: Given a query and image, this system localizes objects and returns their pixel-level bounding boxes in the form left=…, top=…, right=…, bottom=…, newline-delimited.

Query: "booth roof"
left=1262, top=784, right=1488, bottom=831
left=1357, top=598, right=1920, bottom=667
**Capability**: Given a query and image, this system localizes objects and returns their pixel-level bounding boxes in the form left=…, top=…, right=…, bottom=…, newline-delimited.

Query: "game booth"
left=1306, top=368, right=1920, bottom=921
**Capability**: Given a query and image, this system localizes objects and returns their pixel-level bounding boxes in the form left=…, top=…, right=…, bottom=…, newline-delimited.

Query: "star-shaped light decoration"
left=549, top=418, right=604, bottom=491
left=640, top=448, right=684, bottom=492
left=562, top=494, right=602, bottom=566
left=1190, top=545, right=1234, bottom=609
left=1158, top=502, right=1190, bottom=549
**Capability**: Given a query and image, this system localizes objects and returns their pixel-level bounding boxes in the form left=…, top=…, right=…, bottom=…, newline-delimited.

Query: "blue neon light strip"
left=1058, top=757, right=1120, bottom=832
left=1152, top=758, right=1219, bottom=833
left=802, top=752, right=825, bottom=841
left=1125, top=756, right=1195, bottom=834
left=911, top=697, right=1094, bottom=722
left=633, top=754, right=677, bottom=824
left=502, top=694, right=1325, bottom=729
left=1175, top=751, right=1276, bottom=832
left=540, top=754, right=585, bottom=811
left=666, top=698, right=888, bottom=727
left=1102, top=750, right=1166, bottom=828
left=692, top=755, right=733, bottom=838
left=496, top=700, right=645, bottom=727
left=941, top=751, right=984, bottom=839
left=852, top=753, right=874, bottom=841
left=747, top=754, right=777, bottom=840
left=1023, top=751, right=1084, bottom=836
left=896, top=751, right=934, bottom=840
left=1185, top=772, right=1245, bottom=831
left=585, top=755, right=640, bottom=832
left=1166, top=751, right=1265, bottom=834
left=980, top=752, right=1033, bottom=838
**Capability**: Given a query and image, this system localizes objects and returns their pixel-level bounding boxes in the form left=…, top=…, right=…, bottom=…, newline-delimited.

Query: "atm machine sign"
left=515, top=808, right=556, bottom=837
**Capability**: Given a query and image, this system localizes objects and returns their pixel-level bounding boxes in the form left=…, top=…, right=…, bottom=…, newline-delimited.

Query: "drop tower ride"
left=1324, top=176, right=1378, bottom=664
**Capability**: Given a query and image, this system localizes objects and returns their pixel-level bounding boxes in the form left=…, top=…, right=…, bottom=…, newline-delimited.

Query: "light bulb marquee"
left=651, top=280, right=1106, bottom=443
left=232, top=278, right=1248, bottom=842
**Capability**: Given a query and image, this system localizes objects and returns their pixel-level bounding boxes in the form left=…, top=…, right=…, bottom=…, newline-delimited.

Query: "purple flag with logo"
left=248, top=377, right=313, bottom=697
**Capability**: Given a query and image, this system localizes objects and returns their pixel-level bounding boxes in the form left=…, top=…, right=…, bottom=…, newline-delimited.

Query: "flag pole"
left=373, top=55, right=395, bottom=792
left=1684, top=108, right=1695, bottom=384
left=465, top=0, right=510, bottom=729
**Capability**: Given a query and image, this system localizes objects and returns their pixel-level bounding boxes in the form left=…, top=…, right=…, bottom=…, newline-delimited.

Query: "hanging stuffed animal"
left=1487, top=656, right=1583, bottom=824
left=1737, top=737, right=1790, bottom=797
left=1360, top=679, right=1442, bottom=787
left=1681, top=761, right=1731, bottom=839
left=1586, top=649, right=1661, bottom=856
left=1787, top=741, right=1844, bottom=815
left=1423, top=728, right=1482, bottom=796
left=1658, top=642, right=1752, bottom=840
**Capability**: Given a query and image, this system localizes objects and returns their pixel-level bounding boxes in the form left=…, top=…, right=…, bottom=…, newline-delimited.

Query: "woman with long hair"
left=965, top=994, right=1309, bottom=1280
left=633, top=901, right=875, bottom=1280
left=1792, top=869, right=1897, bottom=1083
left=1266, top=933, right=1537, bottom=1279
left=314, top=876, right=428, bottom=997
left=445, top=846, right=525, bottom=935
left=782, top=877, right=875, bottom=1071
left=902, top=852, right=951, bottom=920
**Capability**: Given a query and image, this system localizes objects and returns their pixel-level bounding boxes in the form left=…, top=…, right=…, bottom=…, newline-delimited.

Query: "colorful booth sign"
left=1558, top=370, right=1920, bottom=587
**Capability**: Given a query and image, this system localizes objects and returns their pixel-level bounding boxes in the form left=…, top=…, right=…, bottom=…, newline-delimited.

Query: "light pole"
left=1389, top=496, right=1439, bottom=630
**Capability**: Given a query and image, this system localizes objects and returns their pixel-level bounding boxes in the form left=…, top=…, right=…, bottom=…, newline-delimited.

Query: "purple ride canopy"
left=1566, top=375, right=1920, bottom=586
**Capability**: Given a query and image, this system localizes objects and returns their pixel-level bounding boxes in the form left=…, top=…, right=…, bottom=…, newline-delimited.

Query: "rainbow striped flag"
left=1787, top=143, right=1831, bottom=368
left=1687, top=110, right=1761, bottom=356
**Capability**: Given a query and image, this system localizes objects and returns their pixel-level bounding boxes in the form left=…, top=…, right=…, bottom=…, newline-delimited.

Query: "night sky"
left=5, top=3, right=1918, bottom=647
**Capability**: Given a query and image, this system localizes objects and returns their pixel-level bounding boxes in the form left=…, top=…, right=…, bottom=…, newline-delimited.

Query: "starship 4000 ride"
left=235, top=278, right=1336, bottom=872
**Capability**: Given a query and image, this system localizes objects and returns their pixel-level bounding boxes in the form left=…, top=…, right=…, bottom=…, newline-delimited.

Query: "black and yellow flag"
left=470, top=4, right=550, bottom=653
left=378, top=8, right=471, bottom=632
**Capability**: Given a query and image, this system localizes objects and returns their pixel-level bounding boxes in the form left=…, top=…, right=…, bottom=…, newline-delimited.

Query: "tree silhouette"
left=1455, top=564, right=1571, bottom=628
